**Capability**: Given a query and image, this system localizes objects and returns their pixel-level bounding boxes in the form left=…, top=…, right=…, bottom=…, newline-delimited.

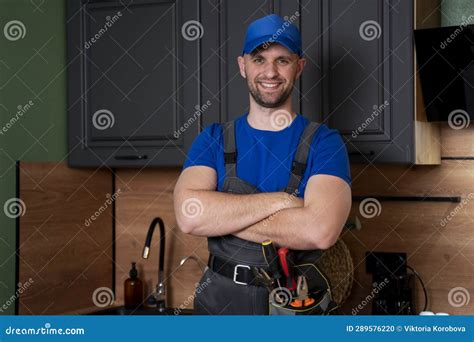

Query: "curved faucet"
left=142, top=217, right=166, bottom=312
left=177, top=256, right=208, bottom=274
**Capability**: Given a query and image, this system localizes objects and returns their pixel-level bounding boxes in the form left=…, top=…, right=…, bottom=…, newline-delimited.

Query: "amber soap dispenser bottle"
left=124, top=262, right=144, bottom=309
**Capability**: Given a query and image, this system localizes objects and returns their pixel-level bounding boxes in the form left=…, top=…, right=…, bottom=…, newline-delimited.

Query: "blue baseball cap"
left=242, top=14, right=302, bottom=57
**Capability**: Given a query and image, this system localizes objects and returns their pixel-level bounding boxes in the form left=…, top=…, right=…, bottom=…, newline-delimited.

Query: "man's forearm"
left=234, top=176, right=351, bottom=250
left=175, top=190, right=302, bottom=236
left=232, top=206, right=329, bottom=250
left=233, top=203, right=345, bottom=250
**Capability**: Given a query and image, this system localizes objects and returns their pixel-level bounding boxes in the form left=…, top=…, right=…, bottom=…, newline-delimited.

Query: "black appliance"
left=366, top=252, right=417, bottom=315
left=414, top=24, right=474, bottom=122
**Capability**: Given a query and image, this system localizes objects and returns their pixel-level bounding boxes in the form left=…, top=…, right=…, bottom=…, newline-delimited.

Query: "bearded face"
left=240, top=43, right=303, bottom=108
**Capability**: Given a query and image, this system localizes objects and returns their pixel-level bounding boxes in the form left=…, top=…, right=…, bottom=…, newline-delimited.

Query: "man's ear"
left=237, top=56, right=247, bottom=79
left=295, top=57, right=306, bottom=80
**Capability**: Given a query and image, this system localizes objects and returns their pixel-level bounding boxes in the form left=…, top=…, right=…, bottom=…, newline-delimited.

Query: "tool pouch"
left=269, top=253, right=341, bottom=315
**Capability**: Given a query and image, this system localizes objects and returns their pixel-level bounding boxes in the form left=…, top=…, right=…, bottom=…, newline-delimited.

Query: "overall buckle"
left=233, top=264, right=250, bottom=285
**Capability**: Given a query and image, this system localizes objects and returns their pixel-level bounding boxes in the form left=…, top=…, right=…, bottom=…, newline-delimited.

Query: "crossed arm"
left=173, top=165, right=352, bottom=250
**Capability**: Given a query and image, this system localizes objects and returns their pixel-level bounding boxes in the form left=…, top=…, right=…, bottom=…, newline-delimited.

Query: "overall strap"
left=222, top=121, right=237, bottom=178
left=285, top=121, right=321, bottom=195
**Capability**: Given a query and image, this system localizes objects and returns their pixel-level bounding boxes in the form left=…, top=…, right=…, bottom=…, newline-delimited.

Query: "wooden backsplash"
left=18, top=162, right=113, bottom=314
left=344, top=123, right=474, bottom=314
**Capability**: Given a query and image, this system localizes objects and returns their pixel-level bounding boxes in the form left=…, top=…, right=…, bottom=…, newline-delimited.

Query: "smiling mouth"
left=258, top=81, right=283, bottom=90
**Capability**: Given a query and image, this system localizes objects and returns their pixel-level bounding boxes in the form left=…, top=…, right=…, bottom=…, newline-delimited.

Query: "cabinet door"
left=67, top=0, right=200, bottom=167
left=321, top=0, right=414, bottom=163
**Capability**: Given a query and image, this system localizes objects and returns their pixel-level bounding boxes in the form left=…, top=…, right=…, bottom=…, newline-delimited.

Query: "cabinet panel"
left=322, top=0, right=414, bottom=163
left=86, top=2, right=177, bottom=143
left=324, top=0, right=389, bottom=137
left=67, top=0, right=200, bottom=167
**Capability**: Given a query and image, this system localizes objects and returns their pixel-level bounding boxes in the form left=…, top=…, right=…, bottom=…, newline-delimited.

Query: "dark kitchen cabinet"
left=320, top=0, right=415, bottom=163
left=67, top=0, right=201, bottom=167
left=320, top=0, right=439, bottom=164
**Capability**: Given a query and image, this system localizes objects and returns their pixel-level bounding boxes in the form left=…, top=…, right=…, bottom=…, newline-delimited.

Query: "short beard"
left=247, top=78, right=295, bottom=108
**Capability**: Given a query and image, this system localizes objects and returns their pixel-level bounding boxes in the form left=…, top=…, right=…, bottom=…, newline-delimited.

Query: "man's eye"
left=277, top=59, right=289, bottom=65
left=253, top=58, right=263, bottom=64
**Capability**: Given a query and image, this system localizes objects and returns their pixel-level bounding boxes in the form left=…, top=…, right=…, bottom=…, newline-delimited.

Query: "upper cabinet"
left=320, top=0, right=440, bottom=164
left=67, top=0, right=201, bottom=167
left=67, top=0, right=440, bottom=167
left=321, top=0, right=413, bottom=163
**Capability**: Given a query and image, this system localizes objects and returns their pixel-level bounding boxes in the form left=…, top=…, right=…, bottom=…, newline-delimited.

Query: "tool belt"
left=208, top=252, right=340, bottom=315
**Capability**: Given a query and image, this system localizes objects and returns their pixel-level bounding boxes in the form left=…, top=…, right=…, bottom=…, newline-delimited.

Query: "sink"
left=87, top=306, right=193, bottom=315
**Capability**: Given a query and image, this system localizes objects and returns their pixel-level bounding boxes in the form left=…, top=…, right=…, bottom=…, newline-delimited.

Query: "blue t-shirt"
left=183, top=113, right=351, bottom=197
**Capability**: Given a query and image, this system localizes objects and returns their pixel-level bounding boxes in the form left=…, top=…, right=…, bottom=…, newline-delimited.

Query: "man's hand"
left=173, top=165, right=302, bottom=236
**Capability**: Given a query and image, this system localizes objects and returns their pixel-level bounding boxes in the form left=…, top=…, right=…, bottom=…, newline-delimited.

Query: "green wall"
left=441, top=0, right=474, bottom=26
left=0, top=0, right=67, bottom=314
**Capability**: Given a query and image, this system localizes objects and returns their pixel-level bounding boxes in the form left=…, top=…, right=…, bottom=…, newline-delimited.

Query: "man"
left=173, top=14, right=352, bottom=315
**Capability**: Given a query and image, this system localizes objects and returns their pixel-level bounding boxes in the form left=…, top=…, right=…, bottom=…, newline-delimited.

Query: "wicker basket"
left=315, top=239, right=354, bottom=305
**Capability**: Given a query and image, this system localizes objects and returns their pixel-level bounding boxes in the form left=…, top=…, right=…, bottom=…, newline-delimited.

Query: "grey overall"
left=194, top=119, right=338, bottom=315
